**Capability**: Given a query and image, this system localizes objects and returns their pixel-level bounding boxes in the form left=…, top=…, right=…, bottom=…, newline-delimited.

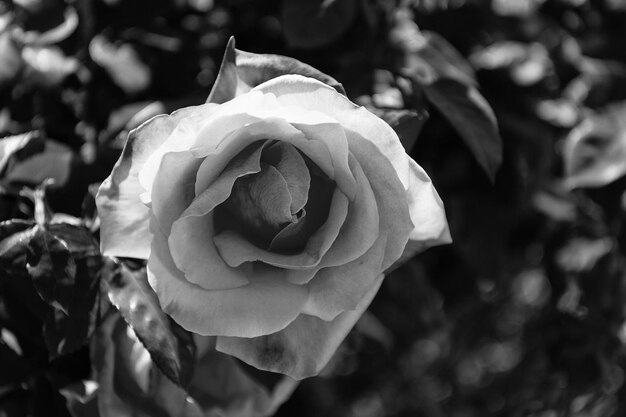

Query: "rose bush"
left=96, top=39, right=451, bottom=380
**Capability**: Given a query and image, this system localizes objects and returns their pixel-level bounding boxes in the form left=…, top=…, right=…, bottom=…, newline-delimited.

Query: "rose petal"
left=225, top=163, right=294, bottom=242
left=262, top=141, right=310, bottom=213
left=168, top=142, right=268, bottom=290
left=151, top=151, right=202, bottom=234
left=96, top=106, right=200, bottom=259
left=346, top=133, right=414, bottom=269
left=216, top=274, right=385, bottom=380
left=303, top=234, right=388, bottom=321
left=252, top=74, right=412, bottom=188
left=193, top=117, right=332, bottom=196
left=282, top=154, right=382, bottom=285
left=148, top=220, right=309, bottom=338
left=139, top=90, right=281, bottom=200
left=214, top=155, right=379, bottom=287
left=213, top=188, right=349, bottom=269
left=137, top=104, right=217, bottom=202
left=289, top=120, right=356, bottom=199
left=189, top=336, right=298, bottom=417
left=400, top=158, right=452, bottom=261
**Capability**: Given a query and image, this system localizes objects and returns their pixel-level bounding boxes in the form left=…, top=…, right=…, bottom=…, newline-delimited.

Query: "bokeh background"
left=3, top=0, right=626, bottom=416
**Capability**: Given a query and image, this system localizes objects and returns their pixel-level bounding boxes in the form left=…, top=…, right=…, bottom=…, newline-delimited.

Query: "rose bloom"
left=96, top=48, right=450, bottom=380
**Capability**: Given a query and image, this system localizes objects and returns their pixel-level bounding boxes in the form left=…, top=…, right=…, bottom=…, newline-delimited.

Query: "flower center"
left=216, top=141, right=334, bottom=254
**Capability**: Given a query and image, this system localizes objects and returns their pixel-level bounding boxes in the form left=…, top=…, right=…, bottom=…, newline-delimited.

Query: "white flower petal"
left=216, top=273, right=384, bottom=380
left=252, top=74, right=412, bottom=188
left=148, top=220, right=309, bottom=338
left=303, top=234, right=388, bottom=321
left=96, top=106, right=200, bottom=259
left=346, top=132, right=414, bottom=269
left=151, top=151, right=202, bottom=235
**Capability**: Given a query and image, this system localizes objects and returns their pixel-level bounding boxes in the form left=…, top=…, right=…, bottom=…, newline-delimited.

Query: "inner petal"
left=262, top=141, right=311, bottom=214
left=221, top=162, right=295, bottom=247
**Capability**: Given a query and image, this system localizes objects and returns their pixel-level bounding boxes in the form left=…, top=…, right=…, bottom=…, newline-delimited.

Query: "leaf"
left=43, top=255, right=108, bottom=358
left=563, top=104, right=626, bottom=189
left=208, top=37, right=345, bottom=104
left=281, top=0, right=358, bottom=49
left=89, top=35, right=151, bottom=95
left=104, top=263, right=195, bottom=387
left=391, top=14, right=476, bottom=87
left=3, top=138, right=75, bottom=189
left=423, top=79, right=502, bottom=181
left=26, top=226, right=76, bottom=315
left=0, top=219, right=36, bottom=262
left=47, top=223, right=100, bottom=257
left=390, top=15, right=501, bottom=179
left=0, top=133, right=35, bottom=177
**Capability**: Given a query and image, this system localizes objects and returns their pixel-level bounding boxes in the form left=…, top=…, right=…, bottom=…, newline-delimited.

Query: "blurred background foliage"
left=2, top=0, right=626, bottom=416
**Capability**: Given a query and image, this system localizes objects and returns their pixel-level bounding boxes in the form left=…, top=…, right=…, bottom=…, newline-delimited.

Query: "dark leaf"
left=0, top=219, right=36, bottom=259
left=0, top=328, right=38, bottom=385
left=104, top=263, right=195, bottom=387
left=26, top=226, right=76, bottom=315
left=208, top=37, right=345, bottom=104
left=281, top=0, right=358, bottom=49
left=423, top=79, right=502, bottom=181
left=392, top=15, right=476, bottom=87
left=43, top=255, right=107, bottom=358
left=47, top=223, right=100, bottom=257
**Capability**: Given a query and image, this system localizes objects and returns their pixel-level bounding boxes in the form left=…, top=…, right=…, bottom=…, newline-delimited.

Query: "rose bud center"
left=216, top=140, right=335, bottom=254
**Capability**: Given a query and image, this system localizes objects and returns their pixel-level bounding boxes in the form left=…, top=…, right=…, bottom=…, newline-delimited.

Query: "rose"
left=96, top=39, right=450, bottom=380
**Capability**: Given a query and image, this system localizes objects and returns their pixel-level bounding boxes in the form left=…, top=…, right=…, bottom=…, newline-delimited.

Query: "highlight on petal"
left=216, top=274, right=385, bottom=380
left=193, top=117, right=330, bottom=196
left=252, top=74, right=412, bottom=188
left=398, top=158, right=452, bottom=262
left=149, top=219, right=309, bottom=338
left=96, top=106, right=200, bottom=259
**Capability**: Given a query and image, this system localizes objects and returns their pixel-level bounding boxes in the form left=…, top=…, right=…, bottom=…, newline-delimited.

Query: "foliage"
left=1, top=0, right=626, bottom=416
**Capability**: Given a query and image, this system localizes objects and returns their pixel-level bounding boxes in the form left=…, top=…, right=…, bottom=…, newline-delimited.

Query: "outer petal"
left=96, top=106, right=199, bottom=259
left=252, top=74, right=412, bottom=188
left=189, top=336, right=298, bottom=417
left=148, top=220, right=309, bottom=338
left=216, top=274, right=384, bottom=380
left=393, top=159, right=452, bottom=265
left=302, top=234, right=388, bottom=321
left=346, top=133, right=414, bottom=269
